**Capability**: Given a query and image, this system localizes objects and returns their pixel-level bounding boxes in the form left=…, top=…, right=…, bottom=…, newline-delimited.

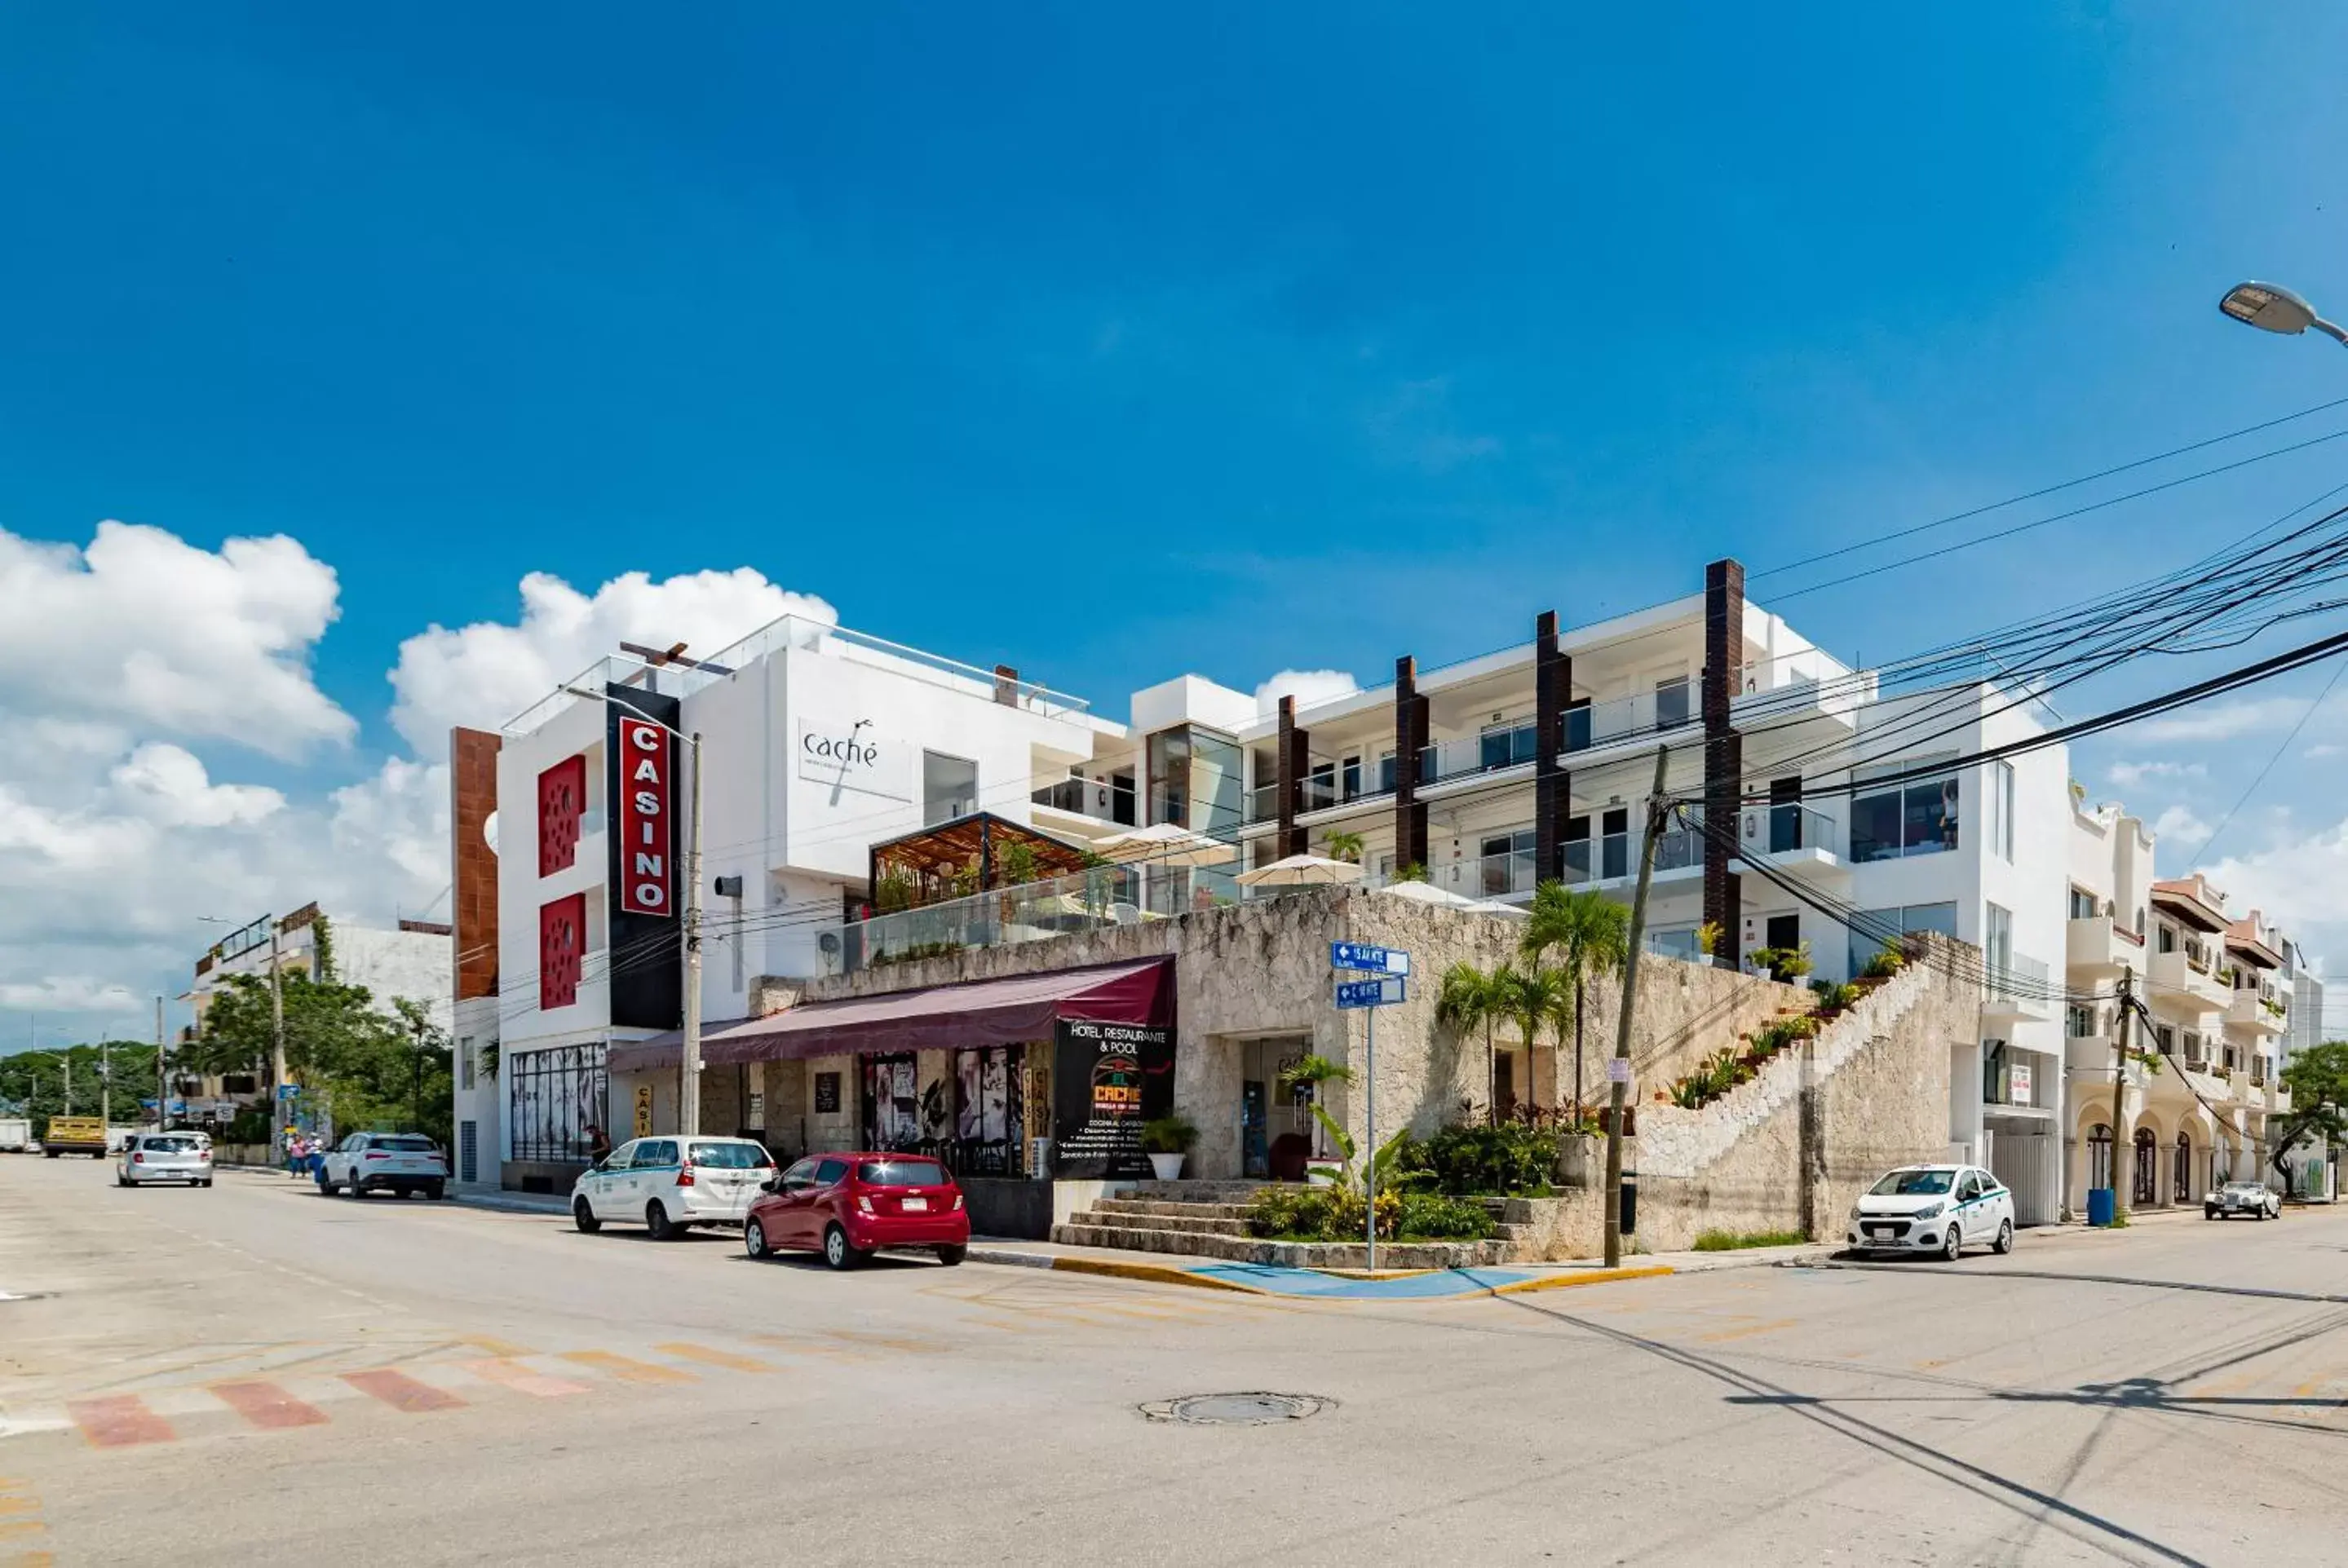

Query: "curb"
left=1489, top=1265, right=1676, bottom=1296
left=967, top=1248, right=1266, bottom=1294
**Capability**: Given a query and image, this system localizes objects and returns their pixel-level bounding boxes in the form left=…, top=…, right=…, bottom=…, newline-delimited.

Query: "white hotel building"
left=462, top=559, right=2072, bottom=1218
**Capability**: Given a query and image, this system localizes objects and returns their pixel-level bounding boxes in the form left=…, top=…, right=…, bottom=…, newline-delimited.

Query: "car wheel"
left=745, top=1218, right=771, bottom=1261
left=573, top=1197, right=601, bottom=1234
left=1992, top=1219, right=2013, bottom=1256
left=646, top=1201, right=678, bottom=1241
left=1942, top=1225, right=1964, bottom=1262
left=424, top=1182, right=444, bottom=1201
left=201, top=1179, right=213, bottom=1188
left=935, top=1243, right=967, bottom=1266
left=343, top=1174, right=363, bottom=1199
left=822, top=1222, right=864, bottom=1270
left=116, top=1173, right=130, bottom=1188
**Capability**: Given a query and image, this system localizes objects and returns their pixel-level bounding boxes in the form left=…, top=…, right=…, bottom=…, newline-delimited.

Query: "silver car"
left=2204, top=1180, right=2280, bottom=1221
left=117, top=1132, right=214, bottom=1187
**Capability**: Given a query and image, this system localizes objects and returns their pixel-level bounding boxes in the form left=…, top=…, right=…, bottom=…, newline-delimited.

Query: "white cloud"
left=2205, top=819, right=2348, bottom=965
left=0, top=521, right=353, bottom=758
left=2151, top=805, right=2209, bottom=844
left=0, top=977, right=143, bottom=1014
left=2135, top=696, right=2311, bottom=744
left=111, top=744, right=285, bottom=828
left=388, top=568, right=835, bottom=757
left=2307, top=744, right=2343, bottom=759
left=329, top=757, right=450, bottom=897
left=1254, top=668, right=1363, bottom=717
left=2107, top=759, right=2205, bottom=789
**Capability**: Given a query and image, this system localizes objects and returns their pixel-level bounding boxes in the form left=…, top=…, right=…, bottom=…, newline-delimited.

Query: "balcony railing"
left=1740, top=802, right=1840, bottom=860
left=1986, top=953, right=2052, bottom=1010
left=1419, top=723, right=1540, bottom=786
left=1431, top=846, right=1540, bottom=903
left=1565, top=687, right=1697, bottom=754
left=840, top=858, right=1256, bottom=973
left=1032, top=778, right=1138, bottom=827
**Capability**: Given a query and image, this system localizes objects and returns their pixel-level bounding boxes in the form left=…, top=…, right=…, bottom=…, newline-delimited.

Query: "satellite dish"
left=482, top=810, right=500, bottom=855
left=817, top=930, right=841, bottom=955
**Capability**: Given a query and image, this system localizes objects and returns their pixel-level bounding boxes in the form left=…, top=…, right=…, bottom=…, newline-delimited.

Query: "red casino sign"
left=616, top=716, right=674, bottom=916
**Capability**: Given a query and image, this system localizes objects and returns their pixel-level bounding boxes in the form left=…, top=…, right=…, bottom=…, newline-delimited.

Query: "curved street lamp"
left=2220, top=281, right=2348, bottom=347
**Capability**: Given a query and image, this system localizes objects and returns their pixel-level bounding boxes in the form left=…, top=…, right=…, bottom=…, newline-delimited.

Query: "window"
left=1341, top=755, right=1361, bottom=801
left=2088, top=1124, right=2112, bottom=1190
left=1306, top=760, right=1336, bottom=812
left=1564, top=815, right=1592, bottom=881
left=859, top=1158, right=948, bottom=1186
left=2067, top=886, right=2098, bottom=921
left=507, top=1041, right=610, bottom=1164
left=814, top=1157, right=850, bottom=1186
left=2174, top=1133, right=2191, bottom=1203
left=1982, top=1042, right=2009, bottom=1105
left=1988, top=760, right=2014, bottom=861
left=1601, top=808, right=1630, bottom=881
left=2066, top=1004, right=2095, bottom=1039
left=1985, top=903, right=2013, bottom=984
left=1564, top=698, right=1593, bottom=753
left=1849, top=757, right=1961, bottom=863
left=637, top=1140, right=678, bottom=1168
left=1654, top=674, right=1691, bottom=731
left=1869, top=1168, right=1954, bottom=1196
left=688, top=1142, right=774, bottom=1168
left=1478, top=829, right=1537, bottom=897
left=1848, top=903, right=1957, bottom=978
left=781, top=1158, right=819, bottom=1187
left=2157, top=923, right=2177, bottom=954
left=1377, top=750, right=1398, bottom=793
left=1479, top=722, right=1537, bottom=771
left=459, top=1037, right=475, bottom=1091
left=922, top=751, right=978, bottom=827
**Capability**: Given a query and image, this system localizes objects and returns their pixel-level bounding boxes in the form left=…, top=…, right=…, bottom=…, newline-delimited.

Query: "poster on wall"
left=1051, top=1018, right=1174, bottom=1179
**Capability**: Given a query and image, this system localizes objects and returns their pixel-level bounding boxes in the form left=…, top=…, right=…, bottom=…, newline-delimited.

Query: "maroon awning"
left=607, top=958, right=1172, bottom=1073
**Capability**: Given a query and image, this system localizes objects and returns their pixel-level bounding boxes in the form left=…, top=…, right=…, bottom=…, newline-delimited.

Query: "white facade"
left=188, top=908, right=450, bottom=1035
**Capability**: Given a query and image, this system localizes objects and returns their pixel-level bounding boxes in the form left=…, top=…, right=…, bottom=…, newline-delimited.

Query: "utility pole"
left=410, top=1008, right=427, bottom=1132
left=1605, top=746, right=1671, bottom=1270
left=268, top=918, right=287, bottom=1106
left=100, top=1035, right=110, bottom=1130
left=681, top=731, right=705, bottom=1139
left=156, top=996, right=167, bottom=1132
left=2110, top=965, right=2135, bottom=1220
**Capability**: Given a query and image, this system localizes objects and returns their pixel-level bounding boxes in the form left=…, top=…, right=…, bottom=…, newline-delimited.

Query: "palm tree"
left=1322, top=830, right=1364, bottom=864
left=1435, top=961, right=1506, bottom=1125
left=1497, top=963, right=1568, bottom=1119
left=1523, top=881, right=1630, bottom=1119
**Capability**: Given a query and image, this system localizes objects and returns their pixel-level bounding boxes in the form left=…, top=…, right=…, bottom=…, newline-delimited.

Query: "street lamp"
left=562, top=686, right=706, bottom=1139
left=2219, top=280, right=2348, bottom=347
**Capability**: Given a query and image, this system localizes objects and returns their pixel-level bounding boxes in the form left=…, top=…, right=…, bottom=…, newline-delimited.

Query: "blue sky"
left=7, top=4, right=2348, bottom=1038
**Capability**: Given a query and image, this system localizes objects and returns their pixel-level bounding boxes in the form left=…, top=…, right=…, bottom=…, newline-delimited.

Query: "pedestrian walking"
left=586, top=1123, right=612, bottom=1166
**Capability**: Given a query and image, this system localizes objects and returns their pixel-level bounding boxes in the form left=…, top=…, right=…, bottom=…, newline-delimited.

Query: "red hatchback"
left=745, top=1151, right=971, bottom=1270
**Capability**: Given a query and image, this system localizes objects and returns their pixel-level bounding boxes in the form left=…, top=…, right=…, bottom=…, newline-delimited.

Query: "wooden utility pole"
left=2109, top=965, right=2135, bottom=1219
left=1604, top=747, right=1671, bottom=1269
left=156, top=996, right=166, bottom=1131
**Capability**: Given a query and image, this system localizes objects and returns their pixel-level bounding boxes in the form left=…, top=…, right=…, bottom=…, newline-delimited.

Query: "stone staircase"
left=1052, top=1180, right=1514, bottom=1269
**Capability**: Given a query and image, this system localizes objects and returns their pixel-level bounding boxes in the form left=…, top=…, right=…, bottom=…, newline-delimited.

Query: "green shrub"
left=1397, top=1192, right=1497, bottom=1240
left=1691, top=1227, right=1807, bottom=1252
left=1140, top=1114, right=1196, bottom=1154
left=1861, top=942, right=1908, bottom=979
left=1250, top=1185, right=1479, bottom=1241
left=1403, top=1122, right=1559, bottom=1195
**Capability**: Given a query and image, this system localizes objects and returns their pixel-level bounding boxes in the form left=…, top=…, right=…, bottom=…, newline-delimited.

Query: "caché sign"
left=1050, top=1018, right=1174, bottom=1180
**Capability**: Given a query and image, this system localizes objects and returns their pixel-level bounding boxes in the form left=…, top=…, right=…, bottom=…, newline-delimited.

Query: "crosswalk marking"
left=65, top=1397, right=173, bottom=1449
left=654, top=1342, right=776, bottom=1374
left=462, top=1358, right=590, bottom=1398
left=342, top=1369, right=465, bottom=1413
left=210, top=1381, right=328, bottom=1430
left=559, top=1349, right=696, bottom=1385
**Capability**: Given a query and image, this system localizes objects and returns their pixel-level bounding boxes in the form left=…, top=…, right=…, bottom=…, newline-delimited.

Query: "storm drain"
left=1139, top=1392, right=1333, bottom=1426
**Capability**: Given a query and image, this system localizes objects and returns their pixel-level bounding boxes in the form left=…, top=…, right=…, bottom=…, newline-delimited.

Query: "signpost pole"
left=1365, top=1005, right=1377, bottom=1272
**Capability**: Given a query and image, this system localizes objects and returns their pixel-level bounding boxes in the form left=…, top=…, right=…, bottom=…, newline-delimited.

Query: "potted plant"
left=1140, top=1114, right=1197, bottom=1182
left=1280, top=1055, right=1354, bottom=1184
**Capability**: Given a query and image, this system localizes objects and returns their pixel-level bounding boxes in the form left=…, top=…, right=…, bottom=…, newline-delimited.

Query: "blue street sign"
left=276, top=1084, right=302, bottom=1102
left=1335, top=976, right=1407, bottom=1009
left=1330, top=942, right=1410, bottom=977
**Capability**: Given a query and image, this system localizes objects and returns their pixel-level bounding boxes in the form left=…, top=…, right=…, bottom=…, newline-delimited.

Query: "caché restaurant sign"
left=1051, top=1018, right=1174, bottom=1179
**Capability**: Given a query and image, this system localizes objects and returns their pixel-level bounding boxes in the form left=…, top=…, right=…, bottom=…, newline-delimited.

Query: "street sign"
left=276, top=1084, right=302, bottom=1102
left=1330, top=942, right=1410, bottom=977
left=1335, top=976, right=1407, bottom=1009
left=1607, top=1057, right=1633, bottom=1085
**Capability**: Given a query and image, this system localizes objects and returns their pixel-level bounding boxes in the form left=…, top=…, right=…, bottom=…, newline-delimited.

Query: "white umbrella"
left=1094, top=822, right=1235, bottom=868
left=1374, top=879, right=1488, bottom=911
left=1236, top=853, right=1367, bottom=888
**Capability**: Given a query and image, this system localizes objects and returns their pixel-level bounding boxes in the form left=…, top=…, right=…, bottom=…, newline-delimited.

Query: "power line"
left=2182, top=653, right=2348, bottom=868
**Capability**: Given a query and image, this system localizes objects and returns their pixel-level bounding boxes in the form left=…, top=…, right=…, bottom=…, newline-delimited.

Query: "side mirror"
left=758, top=1176, right=780, bottom=1194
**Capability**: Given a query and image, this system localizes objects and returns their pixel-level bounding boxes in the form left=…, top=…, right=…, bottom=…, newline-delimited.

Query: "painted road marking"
left=462, top=1358, right=590, bottom=1398
left=461, top=1336, right=537, bottom=1359
left=66, top=1396, right=174, bottom=1448
left=342, top=1369, right=465, bottom=1413
left=559, top=1350, right=696, bottom=1385
left=654, top=1342, right=776, bottom=1375
left=1697, top=1318, right=1800, bottom=1345
left=211, top=1380, right=329, bottom=1430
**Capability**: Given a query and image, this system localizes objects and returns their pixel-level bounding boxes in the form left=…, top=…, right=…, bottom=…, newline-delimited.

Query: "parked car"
left=743, top=1151, right=970, bottom=1270
left=570, top=1136, right=775, bottom=1239
left=317, top=1132, right=448, bottom=1199
left=0, top=1116, right=30, bottom=1154
left=1846, top=1164, right=2014, bottom=1260
left=2204, top=1180, right=2280, bottom=1221
left=117, top=1131, right=213, bottom=1187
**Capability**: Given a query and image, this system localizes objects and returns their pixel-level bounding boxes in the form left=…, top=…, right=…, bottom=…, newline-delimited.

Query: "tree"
left=1435, top=961, right=1506, bottom=1125
left=1497, top=964, right=1568, bottom=1118
left=193, top=971, right=453, bottom=1146
left=1522, top=881, right=1630, bottom=1118
left=1323, top=831, right=1365, bottom=864
left=2270, top=1041, right=2348, bottom=1187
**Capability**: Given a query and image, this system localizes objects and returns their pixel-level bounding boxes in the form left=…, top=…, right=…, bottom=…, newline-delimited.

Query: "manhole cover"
left=1139, top=1392, right=1333, bottom=1425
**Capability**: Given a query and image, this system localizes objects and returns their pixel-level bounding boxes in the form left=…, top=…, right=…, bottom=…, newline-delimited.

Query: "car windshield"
left=689, top=1142, right=775, bottom=1168
left=859, top=1159, right=947, bottom=1186
left=144, top=1137, right=199, bottom=1153
left=2224, top=1183, right=2266, bottom=1195
left=1869, top=1168, right=1954, bottom=1196
left=378, top=1136, right=438, bottom=1153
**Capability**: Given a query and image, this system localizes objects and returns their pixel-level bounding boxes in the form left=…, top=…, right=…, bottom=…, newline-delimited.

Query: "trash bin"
left=1620, top=1170, right=1638, bottom=1235
left=2086, top=1186, right=2116, bottom=1227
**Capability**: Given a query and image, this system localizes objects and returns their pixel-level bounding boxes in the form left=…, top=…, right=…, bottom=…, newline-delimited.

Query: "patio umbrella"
left=1093, top=822, right=1235, bottom=867
left=1374, top=879, right=1488, bottom=912
left=1236, top=853, right=1367, bottom=888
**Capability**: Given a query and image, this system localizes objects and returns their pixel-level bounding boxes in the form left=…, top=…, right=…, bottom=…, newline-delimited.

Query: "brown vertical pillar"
left=1534, top=611, right=1572, bottom=885
left=1276, top=696, right=1307, bottom=860
left=449, top=727, right=502, bottom=1000
left=1702, top=559, right=1745, bottom=965
left=1393, top=656, right=1430, bottom=872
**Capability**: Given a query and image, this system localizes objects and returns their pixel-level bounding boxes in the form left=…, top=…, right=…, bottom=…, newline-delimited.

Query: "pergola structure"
left=865, top=811, right=1093, bottom=912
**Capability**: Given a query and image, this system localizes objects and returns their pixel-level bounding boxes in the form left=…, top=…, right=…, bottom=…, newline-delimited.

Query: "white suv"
left=318, top=1133, right=448, bottom=1200
left=571, top=1136, right=776, bottom=1239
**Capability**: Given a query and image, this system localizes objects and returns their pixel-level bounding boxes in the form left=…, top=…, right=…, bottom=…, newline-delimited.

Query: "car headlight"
left=1849, top=1205, right=1864, bottom=1221
left=1913, top=1202, right=1944, bottom=1220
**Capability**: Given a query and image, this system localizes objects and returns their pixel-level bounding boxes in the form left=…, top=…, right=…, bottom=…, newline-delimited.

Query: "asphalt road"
left=3, top=1157, right=2345, bottom=1567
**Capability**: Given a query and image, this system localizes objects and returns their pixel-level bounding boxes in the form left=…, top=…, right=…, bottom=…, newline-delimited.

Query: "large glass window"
left=1564, top=700, right=1592, bottom=753
left=1479, top=722, right=1537, bottom=771
left=1601, top=808, right=1630, bottom=881
left=1564, top=815, right=1591, bottom=882
left=1990, top=761, right=2015, bottom=860
left=1654, top=675, right=1691, bottom=731
left=922, top=751, right=978, bottom=826
left=1849, top=757, right=1961, bottom=863
left=1849, top=902, right=1958, bottom=978
left=2068, top=886, right=2098, bottom=921
left=1146, top=726, right=1242, bottom=835
left=2087, top=1124, right=2112, bottom=1190
left=507, top=1042, right=608, bottom=1164
left=1986, top=903, right=2013, bottom=982
left=1477, top=828, right=1537, bottom=897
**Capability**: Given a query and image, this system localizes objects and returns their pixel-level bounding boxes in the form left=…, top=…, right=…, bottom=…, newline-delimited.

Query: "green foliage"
left=869, top=940, right=967, bottom=969
left=1395, top=1192, right=1497, bottom=1240
left=1140, top=1114, right=1197, bottom=1154
left=1322, top=830, right=1365, bottom=864
left=1391, top=861, right=1430, bottom=884
left=1395, top=1121, right=1559, bottom=1195
left=1749, top=941, right=1814, bottom=983
left=1245, top=1185, right=1490, bottom=1243
left=308, top=914, right=336, bottom=984
left=190, top=972, right=452, bottom=1145
left=478, top=1042, right=500, bottom=1080
left=1691, top=1227, right=1807, bottom=1252
left=997, top=842, right=1042, bottom=888
left=2271, top=1040, right=2348, bottom=1182
left=1522, top=882, right=1629, bottom=980
left=1811, top=980, right=1862, bottom=1011
left=1861, top=941, right=1908, bottom=979
left=873, top=867, right=918, bottom=914
left=0, top=1040, right=159, bottom=1126
left=1695, top=921, right=1724, bottom=957
left=1278, top=1054, right=1352, bottom=1090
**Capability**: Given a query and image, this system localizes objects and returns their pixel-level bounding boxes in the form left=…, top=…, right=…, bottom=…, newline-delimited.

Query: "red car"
left=744, top=1151, right=971, bottom=1270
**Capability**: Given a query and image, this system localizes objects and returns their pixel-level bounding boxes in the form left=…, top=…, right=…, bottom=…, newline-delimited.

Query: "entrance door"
left=1765, top=913, right=1800, bottom=952
left=1240, top=1080, right=1267, bottom=1178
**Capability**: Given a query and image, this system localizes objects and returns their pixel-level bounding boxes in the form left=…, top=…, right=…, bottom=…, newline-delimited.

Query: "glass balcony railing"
left=1430, top=846, right=1541, bottom=902
left=1741, top=803, right=1841, bottom=859
left=1564, top=686, right=1697, bottom=755
left=839, top=856, right=1250, bottom=973
left=1418, top=722, right=1540, bottom=786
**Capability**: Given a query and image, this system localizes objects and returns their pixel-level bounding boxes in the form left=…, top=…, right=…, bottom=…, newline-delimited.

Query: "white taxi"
left=571, top=1136, right=776, bottom=1240
left=1847, top=1164, right=2014, bottom=1261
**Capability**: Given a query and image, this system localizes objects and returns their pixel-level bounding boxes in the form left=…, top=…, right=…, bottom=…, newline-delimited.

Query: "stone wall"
left=1629, top=938, right=1972, bottom=1252
left=776, top=886, right=1810, bottom=1181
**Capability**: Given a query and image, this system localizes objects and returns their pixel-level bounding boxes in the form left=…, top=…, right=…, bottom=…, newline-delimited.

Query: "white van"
left=570, top=1136, right=776, bottom=1239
